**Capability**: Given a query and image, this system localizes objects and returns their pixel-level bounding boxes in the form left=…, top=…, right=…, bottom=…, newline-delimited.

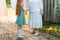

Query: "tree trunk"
left=43, top=0, right=55, bottom=22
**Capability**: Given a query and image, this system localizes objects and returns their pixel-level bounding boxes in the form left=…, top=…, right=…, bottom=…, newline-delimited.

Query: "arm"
left=39, top=0, right=43, bottom=14
left=23, top=0, right=27, bottom=11
left=26, top=0, right=30, bottom=10
left=39, top=0, right=43, bottom=10
left=23, top=0, right=28, bottom=15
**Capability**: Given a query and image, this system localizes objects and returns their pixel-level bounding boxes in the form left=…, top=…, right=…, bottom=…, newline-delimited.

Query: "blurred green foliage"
left=6, top=0, right=10, bottom=4
left=56, top=1, right=60, bottom=22
left=6, top=0, right=11, bottom=8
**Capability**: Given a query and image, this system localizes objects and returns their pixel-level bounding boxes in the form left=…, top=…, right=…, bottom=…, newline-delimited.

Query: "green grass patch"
left=39, top=22, right=60, bottom=39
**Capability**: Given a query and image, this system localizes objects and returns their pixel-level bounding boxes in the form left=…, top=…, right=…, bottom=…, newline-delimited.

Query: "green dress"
left=16, top=3, right=26, bottom=25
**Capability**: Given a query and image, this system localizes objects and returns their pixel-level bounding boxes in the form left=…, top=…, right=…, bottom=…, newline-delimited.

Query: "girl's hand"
left=25, top=11, right=27, bottom=15
left=22, top=7, right=27, bottom=11
left=24, top=10, right=27, bottom=15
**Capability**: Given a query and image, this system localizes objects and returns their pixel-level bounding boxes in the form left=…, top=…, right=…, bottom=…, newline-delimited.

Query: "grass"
left=39, top=21, right=60, bottom=39
left=43, top=21, right=60, bottom=28
left=6, top=0, right=11, bottom=8
left=6, top=2, right=60, bottom=39
left=17, top=38, right=23, bottom=40
left=7, top=4, right=11, bottom=8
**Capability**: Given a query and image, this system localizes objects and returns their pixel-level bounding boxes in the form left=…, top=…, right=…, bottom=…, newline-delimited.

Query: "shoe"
left=31, top=31, right=35, bottom=34
left=18, top=35, right=25, bottom=38
left=34, top=32, right=39, bottom=36
left=31, top=32, right=35, bottom=34
left=22, top=33, right=25, bottom=36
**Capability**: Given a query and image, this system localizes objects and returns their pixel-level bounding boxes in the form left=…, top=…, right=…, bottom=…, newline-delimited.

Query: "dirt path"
left=0, top=8, right=60, bottom=40
left=0, top=15, right=60, bottom=40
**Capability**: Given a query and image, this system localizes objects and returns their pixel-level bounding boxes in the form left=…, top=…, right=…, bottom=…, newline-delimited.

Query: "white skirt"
left=28, top=12, right=43, bottom=28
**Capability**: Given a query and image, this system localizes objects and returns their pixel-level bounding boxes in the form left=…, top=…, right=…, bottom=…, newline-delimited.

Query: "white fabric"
left=0, top=0, right=7, bottom=16
left=11, top=0, right=17, bottom=10
left=28, top=0, right=39, bottom=3
left=28, top=0, right=43, bottom=12
left=18, top=29, right=22, bottom=37
left=28, top=12, right=42, bottom=28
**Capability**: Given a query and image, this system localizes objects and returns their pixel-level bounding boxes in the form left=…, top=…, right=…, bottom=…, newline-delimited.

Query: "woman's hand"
left=27, top=8, right=30, bottom=10
left=22, top=7, right=27, bottom=15
left=40, top=9, right=43, bottom=15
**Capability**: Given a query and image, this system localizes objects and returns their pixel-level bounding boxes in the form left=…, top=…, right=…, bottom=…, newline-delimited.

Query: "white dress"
left=0, top=0, right=7, bottom=16
left=28, top=0, right=43, bottom=28
left=11, top=0, right=17, bottom=10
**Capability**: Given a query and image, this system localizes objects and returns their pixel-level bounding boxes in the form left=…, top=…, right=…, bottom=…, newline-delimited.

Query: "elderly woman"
left=27, top=0, right=43, bottom=35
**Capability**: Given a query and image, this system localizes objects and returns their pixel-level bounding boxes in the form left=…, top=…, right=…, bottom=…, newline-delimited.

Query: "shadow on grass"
left=39, top=21, right=60, bottom=39
left=17, top=37, right=23, bottom=40
left=43, top=21, right=60, bottom=28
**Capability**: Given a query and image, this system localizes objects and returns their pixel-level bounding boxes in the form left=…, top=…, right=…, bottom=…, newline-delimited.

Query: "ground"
left=0, top=8, right=60, bottom=40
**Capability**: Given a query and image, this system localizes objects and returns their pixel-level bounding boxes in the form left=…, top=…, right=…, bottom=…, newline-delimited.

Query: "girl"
left=27, top=0, right=43, bottom=35
left=16, top=0, right=26, bottom=38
